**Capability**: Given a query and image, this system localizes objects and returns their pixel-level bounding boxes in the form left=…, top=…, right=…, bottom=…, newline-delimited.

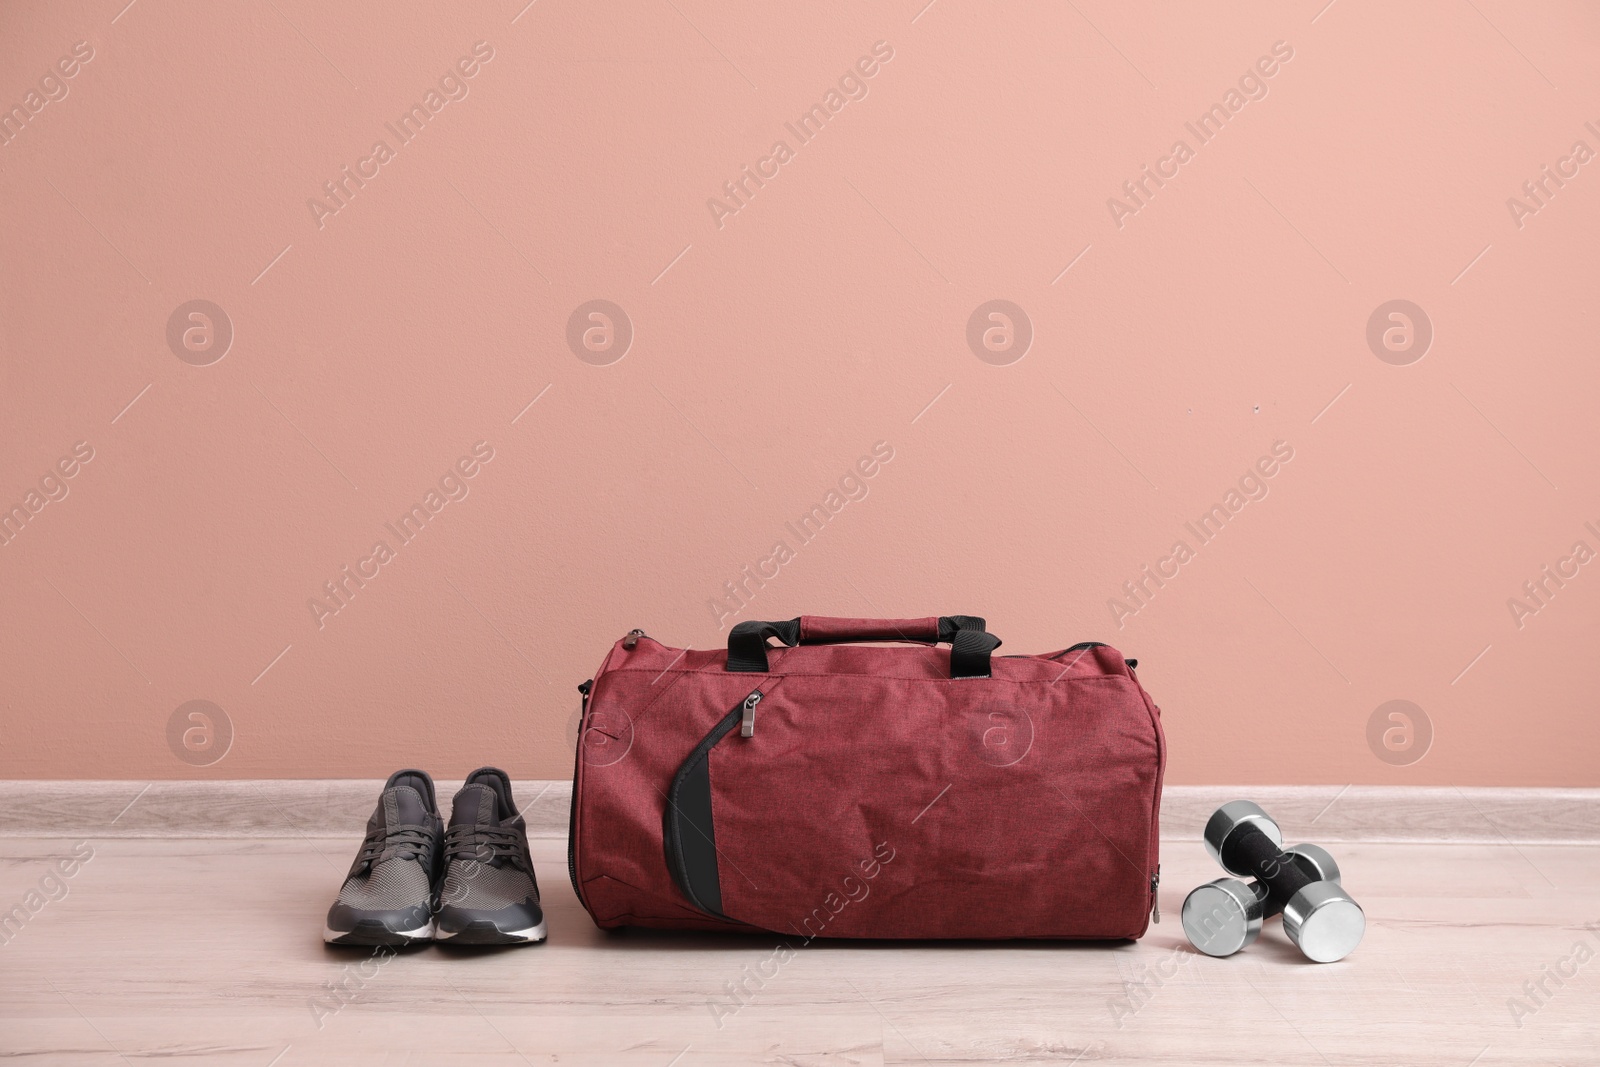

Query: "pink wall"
left=2, top=1, right=1597, bottom=784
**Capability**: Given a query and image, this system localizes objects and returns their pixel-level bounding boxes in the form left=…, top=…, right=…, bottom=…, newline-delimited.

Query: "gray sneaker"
left=435, top=767, right=546, bottom=945
left=323, top=769, right=443, bottom=946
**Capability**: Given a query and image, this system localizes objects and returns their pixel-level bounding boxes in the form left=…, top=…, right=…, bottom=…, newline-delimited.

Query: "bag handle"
left=726, top=615, right=999, bottom=677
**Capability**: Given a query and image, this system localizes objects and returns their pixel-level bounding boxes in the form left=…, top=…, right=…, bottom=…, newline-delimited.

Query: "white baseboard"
left=0, top=781, right=1595, bottom=843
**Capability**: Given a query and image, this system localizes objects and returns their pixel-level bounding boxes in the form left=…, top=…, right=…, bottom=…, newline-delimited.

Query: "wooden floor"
left=2, top=834, right=1597, bottom=1065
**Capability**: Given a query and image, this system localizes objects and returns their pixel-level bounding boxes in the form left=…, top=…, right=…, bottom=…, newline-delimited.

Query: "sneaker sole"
left=434, top=918, right=547, bottom=945
left=323, top=919, right=435, bottom=947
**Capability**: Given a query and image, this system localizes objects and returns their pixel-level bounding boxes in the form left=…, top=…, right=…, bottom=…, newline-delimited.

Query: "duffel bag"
left=567, top=614, right=1166, bottom=940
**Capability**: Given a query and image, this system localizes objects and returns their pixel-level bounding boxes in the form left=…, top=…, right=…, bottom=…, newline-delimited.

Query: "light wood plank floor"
left=2, top=835, right=1597, bottom=1065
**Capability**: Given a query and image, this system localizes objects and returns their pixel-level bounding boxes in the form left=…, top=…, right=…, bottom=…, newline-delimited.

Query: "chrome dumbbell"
left=1181, top=801, right=1364, bottom=963
left=1181, top=842, right=1341, bottom=957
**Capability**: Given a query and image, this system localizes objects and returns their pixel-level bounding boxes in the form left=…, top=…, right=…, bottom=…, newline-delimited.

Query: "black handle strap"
left=949, top=627, right=1002, bottom=680
left=726, top=615, right=998, bottom=677
left=725, top=619, right=802, bottom=671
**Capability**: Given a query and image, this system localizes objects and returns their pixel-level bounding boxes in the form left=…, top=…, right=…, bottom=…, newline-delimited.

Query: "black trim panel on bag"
left=662, top=692, right=760, bottom=917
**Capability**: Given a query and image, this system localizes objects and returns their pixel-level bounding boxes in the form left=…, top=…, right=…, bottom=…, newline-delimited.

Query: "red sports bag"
left=567, top=615, right=1166, bottom=940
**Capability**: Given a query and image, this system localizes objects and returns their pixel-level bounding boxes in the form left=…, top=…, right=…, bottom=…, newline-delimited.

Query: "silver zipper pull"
left=1151, top=866, right=1161, bottom=923
left=739, top=691, right=762, bottom=738
left=622, top=629, right=645, bottom=649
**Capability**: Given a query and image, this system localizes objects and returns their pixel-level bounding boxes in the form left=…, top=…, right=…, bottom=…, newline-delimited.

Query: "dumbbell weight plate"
left=1203, top=800, right=1283, bottom=878
left=1282, top=842, right=1339, bottom=886
left=1181, top=877, right=1266, bottom=957
left=1282, top=882, right=1365, bottom=963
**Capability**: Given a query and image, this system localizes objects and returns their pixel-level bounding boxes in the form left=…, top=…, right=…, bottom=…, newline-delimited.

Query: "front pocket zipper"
left=738, top=691, right=763, bottom=737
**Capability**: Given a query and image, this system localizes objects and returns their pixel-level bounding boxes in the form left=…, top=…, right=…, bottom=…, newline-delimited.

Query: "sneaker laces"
left=445, top=825, right=525, bottom=868
left=356, top=823, right=436, bottom=868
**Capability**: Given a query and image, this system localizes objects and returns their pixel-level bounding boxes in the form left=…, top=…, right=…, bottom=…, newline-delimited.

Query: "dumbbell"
left=1181, top=842, right=1341, bottom=957
left=1181, top=801, right=1365, bottom=963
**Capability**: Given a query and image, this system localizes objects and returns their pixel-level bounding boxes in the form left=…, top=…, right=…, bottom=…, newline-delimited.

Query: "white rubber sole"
left=322, top=921, right=435, bottom=945
left=434, top=919, right=547, bottom=944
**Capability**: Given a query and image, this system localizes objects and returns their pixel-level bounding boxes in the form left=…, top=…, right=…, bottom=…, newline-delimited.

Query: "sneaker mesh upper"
left=338, top=856, right=433, bottom=910
left=441, top=858, right=537, bottom=910
left=440, top=777, right=540, bottom=913
left=332, top=779, right=440, bottom=914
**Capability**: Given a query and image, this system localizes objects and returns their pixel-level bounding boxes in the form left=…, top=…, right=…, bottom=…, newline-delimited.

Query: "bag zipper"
left=1048, top=641, right=1138, bottom=671
left=1048, top=641, right=1106, bottom=661
left=567, top=679, right=594, bottom=903
left=622, top=628, right=646, bottom=649
left=738, top=691, right=763, bottom=738
left=1052, top=642, right=1158, bottom=923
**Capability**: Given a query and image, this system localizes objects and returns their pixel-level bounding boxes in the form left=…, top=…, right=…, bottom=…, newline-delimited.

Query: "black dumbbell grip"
left=1256, top=880, right=1293, bottom=920
left=1239, top=879, right=1290, bottom=920
left=1224, top=822, right=1314, bottom=902
left=1231, top=876, right=1295, bottom=921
